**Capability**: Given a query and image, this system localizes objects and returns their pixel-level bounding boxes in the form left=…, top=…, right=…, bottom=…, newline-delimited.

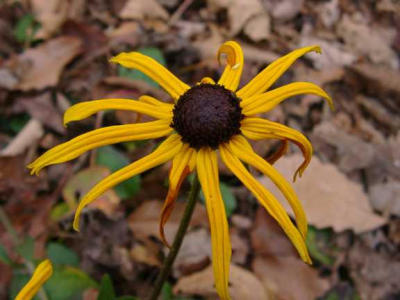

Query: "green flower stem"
left=148, top=174, right=201, bottom=300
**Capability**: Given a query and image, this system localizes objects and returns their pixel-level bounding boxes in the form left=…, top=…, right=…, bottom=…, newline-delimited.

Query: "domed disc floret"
left=171, top=84, right=243, bottom=149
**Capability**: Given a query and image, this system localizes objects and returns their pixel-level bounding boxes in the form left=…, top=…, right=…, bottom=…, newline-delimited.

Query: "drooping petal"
left=241, top=82, right=333, bottom=114
left=197, top=148, right=231, bottom=300
left=15, top=259, right=53, bottom=300
left=229, top=135, right=308, bottom=240
left=217, top=41, right=244, bottom=92
left=73, top=134, right=183, bottom=231
left=110, top=52, right=190, bottom=101
left=266, top=139, right=289, bottom=165
left=64, top=98, right=173, bottom=126
left=160, top=144, right=196, bottom=247
left=241, top=117, right=312, bottom=180
left=28, top=119, right=172, bottom=175
left=219, top=144, right=311, bottom=264
left=237, top=46, right=321, bottom=98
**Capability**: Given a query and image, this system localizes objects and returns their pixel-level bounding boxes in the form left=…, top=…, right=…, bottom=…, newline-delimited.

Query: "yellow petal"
left=110, top=52, right=190, bottom=101
left=241, top=117, right=312, bottom=180
left=28, top=120, right=172, bottom=175
left=198, top=77, right=215, bottom=85
left=197, top=148, right=231, bottom=300
left=229, top=135, right=308, bottom=240
left=15, top=259, right=53, bottom=300
left=219, top=144, right=311, bottom=264
left=237, top=45, right=321, bottom=98
left=241, top=82, right=333, bottom=114
left=73, top=134, right=183, bottom=231
left=138, top=95, right=174, bottom=109
left=160, top=144, right=196, bottom=247
left=217, top=41, right=244, bottom=92
left=64, top=98, right=173, bottom=126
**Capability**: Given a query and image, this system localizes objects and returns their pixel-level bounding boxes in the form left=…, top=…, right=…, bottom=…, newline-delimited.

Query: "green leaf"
left=50, top=202, right=70, bottom=221
left=0, top=244, right=12, bottom=265
left=8, top=114, right=30, bottom=134
left=45, top=266, right=98, bottom=300
left=118, top=297, right=140, bottom=300
left=96, top=146, right=141, bottom=199
left=118, top=47, right=166, bottom=87
left=162, top=282, right=173, bottom=300
left=219, top=182, right=237, bottom=217
left=14, top=14, right=40, bottom=43
left=16, top=236, right=34, bottom=262
left=47, top=243, right=79, bottom=267
left=9, top=271, right=32, bottom=300
left=306, top=226, right=334, bottom=266
left=98, top=274, right=116, bottom=300
left=200, top=182, right=237, bottom=217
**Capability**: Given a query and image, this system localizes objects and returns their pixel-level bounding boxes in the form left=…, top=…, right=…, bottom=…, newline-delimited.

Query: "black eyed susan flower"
left=15, top=259, right=53, bottom=300
left=28, top=41, right=332, bottom=300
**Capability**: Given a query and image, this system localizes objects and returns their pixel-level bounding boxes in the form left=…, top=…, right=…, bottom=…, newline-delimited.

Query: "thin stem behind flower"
left=148, top=174, right=201, bottom=300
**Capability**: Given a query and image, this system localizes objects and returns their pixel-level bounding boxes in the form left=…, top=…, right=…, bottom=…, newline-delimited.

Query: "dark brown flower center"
left=171, top=84, right=243, bottom=149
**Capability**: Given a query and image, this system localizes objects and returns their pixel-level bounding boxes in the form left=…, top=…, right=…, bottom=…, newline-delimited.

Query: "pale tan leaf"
left=0, top=119, right=44, bottom=157
left=337, top=14, right=398, bottom=68
left=264, top=0, right=304, bottom=22
left=31, top=0, right=85, bottom=39
left=243, top=13, right=271, bottom=42
left=174, top=264, right=268, bottom=300
left=128, top=200, right=208, bottom=243
left=258, top=154, right=386, bottom=233
left=119, top=0, right=169, bottom=20
left=5, top=36, right=82, bottom=91
left=369, top=181, right=400, bottom=217
left=253, top=255, right=329, bottom=300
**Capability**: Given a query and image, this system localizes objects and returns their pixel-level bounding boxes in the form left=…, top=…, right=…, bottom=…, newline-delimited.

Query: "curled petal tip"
left=312, top=45, right=322, bottom=54
left=159, top=228, right=172, bottom=249
left=72, top=218, right=80, bottom=232
left=109, top=54, right=123, bottom=64
left=217, top=51, right=226, bottom=66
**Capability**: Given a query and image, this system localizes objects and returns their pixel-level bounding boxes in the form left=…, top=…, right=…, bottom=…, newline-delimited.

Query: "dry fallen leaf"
left=174, top=264, right=268, bottom=300
left=350, top=63, right=400, bottom=99
left=369, top=180, right=400, bottom=217
left=347, top=240, right=400, bottom=300
left=31, top=0, right=85, bottom=39
left=251, top=207, right=298, bottom=258
left=312, top=121, right=376, bottom=172
left=62, top=166, right=120, bottom=217
left=315, top=0, right=340, bottom=28
left=252, top=255, right=329, bottom=300
left=173, top=228, right=211, bottom=277
left=130, top=243, right=160, bottom=267
left=31, top=0, right=69, bottom=39
left=258, top=154, right=386, bottom=233
left=243, top=13, right=271, bottom=42
left=0, top=119, right=44, bottom=157
left=119, top=0, right=169, bottom=20
left=337, top=14, right=398, bottom=68
left=5, top=36, right=82, bottom=91
left=264, top=0, right=304, bottom=22
left=15, top=92, right=65, bottom=134
left=208, top=0, right=267, bottom=36
left=300, top=35, right=356, bottom=70
left=128, top=200, right=208, bottom=244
